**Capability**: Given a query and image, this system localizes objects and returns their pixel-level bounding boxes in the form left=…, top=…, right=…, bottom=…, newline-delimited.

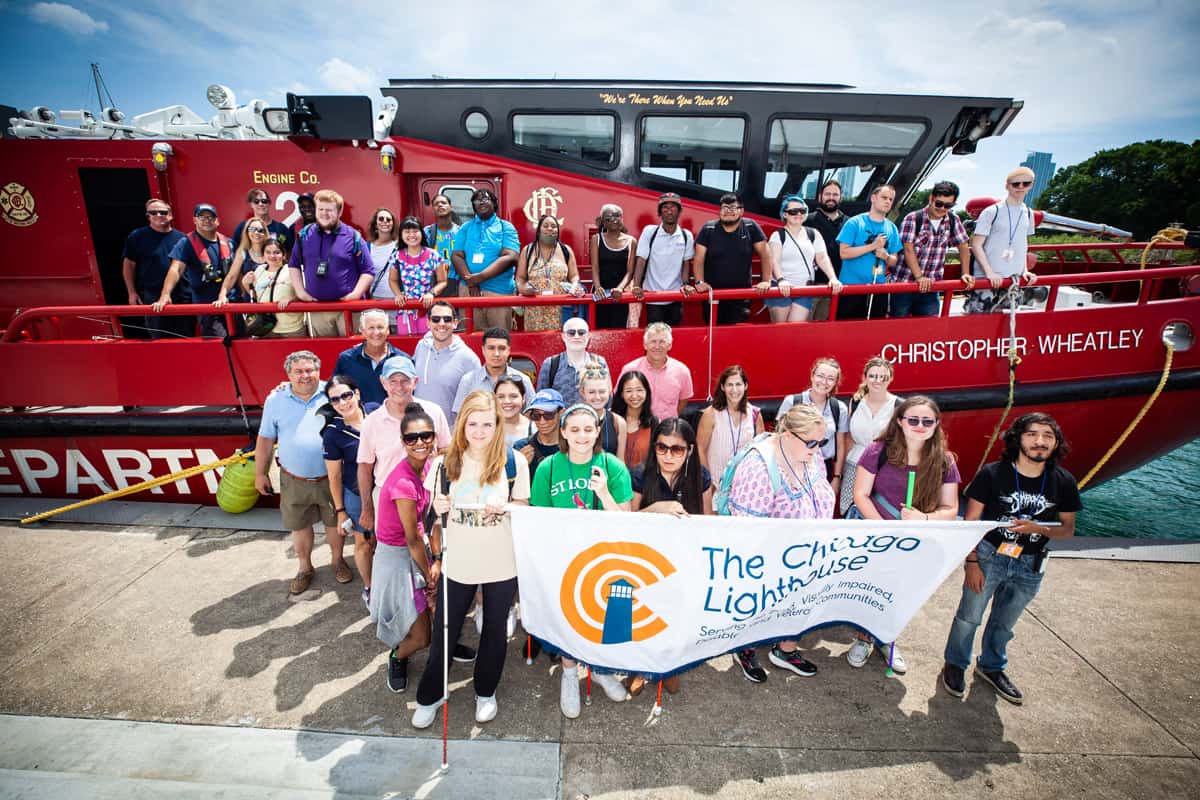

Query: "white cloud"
left=28, top=1, right=108, bottom=35
left=319, top=58, right=374, bottom=93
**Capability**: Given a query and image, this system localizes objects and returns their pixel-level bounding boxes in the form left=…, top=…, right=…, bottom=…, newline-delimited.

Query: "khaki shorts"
left=279, top=470, right=338, bottom=531
left=460, top=285, right=513, bottom=331
left=306, top=310, right=348, bottom=337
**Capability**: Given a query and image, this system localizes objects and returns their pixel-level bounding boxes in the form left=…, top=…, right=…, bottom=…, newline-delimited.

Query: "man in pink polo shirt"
left=619, top=322, right=693, bottom=420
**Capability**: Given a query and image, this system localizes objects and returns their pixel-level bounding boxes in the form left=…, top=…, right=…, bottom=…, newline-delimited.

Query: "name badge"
left=997, top=541, right=1024, bottom=558
left=472, top=253, right=485, bottom=264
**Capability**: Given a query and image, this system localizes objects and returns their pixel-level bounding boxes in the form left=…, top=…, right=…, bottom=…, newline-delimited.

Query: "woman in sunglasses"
left=495, top=376, right=533, bottom=448
left=215, top=218, right=271, bottom=308
left=370, top=402, right=440, bottom=693
left=578, top=362, right=626, bottom=462
left=388, top=216, right=449, bottom=335
left=529, top=403, right=633, bottom=717
left=367, top=207, right=400, bottom=327
left=777, top=357, right=850, bottom=496
left=723, top=403, right=834, bottom=683
left=840, top=357, right=902, bottom=515
left=612, top=370, right=656, bottom=469
left=763, top=196, right=841, bottom=323
left=846, top=395, right=960, bottom=673
left=322, top=375, right=380, bottom=585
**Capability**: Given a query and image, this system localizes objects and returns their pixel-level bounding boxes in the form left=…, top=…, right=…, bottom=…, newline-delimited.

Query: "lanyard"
left=1005, top=204, right=1024, bottom=249
left=568, top=455, right=597, bottom=509
left=726, top=408, right=745, bottom=455
left=1011, top=462, right=1047, bottom=520
left=778, top=441, right=820, bottom=517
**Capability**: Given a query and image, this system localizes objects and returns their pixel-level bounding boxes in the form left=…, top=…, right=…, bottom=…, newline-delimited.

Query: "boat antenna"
left=91, top=62, right=117, bottom=111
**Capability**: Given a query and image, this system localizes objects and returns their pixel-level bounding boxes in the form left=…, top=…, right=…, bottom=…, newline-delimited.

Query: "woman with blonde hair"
left=411, top=390, right=530, bottom=728
left=840, top=357, right=901, bottom=514
left=777, top=357, right=850, bottom=494
left=578, top=361, right=626, bottom=462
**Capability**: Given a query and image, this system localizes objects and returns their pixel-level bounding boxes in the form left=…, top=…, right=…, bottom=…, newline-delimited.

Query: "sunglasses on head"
left=147, top=209, right=170, bottom=216
left=329, top=390, right=355, bottom=403
left=789, top=431, right=828, bottom=449
left=903, top=416, right=938, bottom=428
left=1009, top=180, right=1033, bottom=188
left=932, top=200, right=956, bottom=210
left=563, top=328, right=588, bottom=337
left=526, top=410, right=557, bottom=422
left=655, top=442, right=689, bottom=457
left=402, top=430, right=436, bottom=445
left=428, top=314, right=454, bottom=324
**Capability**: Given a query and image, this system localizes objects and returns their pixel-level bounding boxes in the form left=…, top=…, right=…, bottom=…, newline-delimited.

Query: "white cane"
left=438, top=464, right=451, bottom=771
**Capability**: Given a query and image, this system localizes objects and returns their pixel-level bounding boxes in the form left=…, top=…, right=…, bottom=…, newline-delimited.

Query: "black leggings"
left=416, top=575, right=518, bottom=705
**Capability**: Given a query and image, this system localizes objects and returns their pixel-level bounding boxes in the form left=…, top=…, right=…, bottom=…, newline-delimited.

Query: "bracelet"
left=334, top=507, right=346, bottom=514
left=965, top=558, right=979, bottom=564
left=832, top=473, right=842, bottom=479
left=431, top=553, right=443, bottom=562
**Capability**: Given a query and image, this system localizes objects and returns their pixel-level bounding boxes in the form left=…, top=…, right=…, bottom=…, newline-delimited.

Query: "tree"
left=897, top=189, right=930, bottom=218
left=1037, top=140, right=1200, bottom=239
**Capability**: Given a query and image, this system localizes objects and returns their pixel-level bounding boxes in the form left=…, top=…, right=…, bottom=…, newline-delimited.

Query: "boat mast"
left=91, top=62, right=117, bottom=113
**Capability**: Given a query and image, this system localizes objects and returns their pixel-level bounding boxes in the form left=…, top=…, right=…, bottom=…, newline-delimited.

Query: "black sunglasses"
left=903, top=416, right=938, bottom=428
left=526, top=410, right=558, bottom=422
left=328, top=390, right=355, bottom=404
left=932, top=200, right=956, bottom=210
left=402, top=431, right=436, bottom=445
left=783, top=208, right=806, bottom=215
left=428, top=315, right=454, bottom=324
left=251, top=198, right=270, bottom=204
left=1009, top=180, right=1033, bottom=188
left=655, top=442, right=689, bottom=457
left=147, top=210, right=171, bottom=216
left=789, top=431, right=828, bottom=449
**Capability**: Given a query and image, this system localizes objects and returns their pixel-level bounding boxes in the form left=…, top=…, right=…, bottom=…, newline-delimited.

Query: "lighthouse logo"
left=559, top=541, right=676, bottom=644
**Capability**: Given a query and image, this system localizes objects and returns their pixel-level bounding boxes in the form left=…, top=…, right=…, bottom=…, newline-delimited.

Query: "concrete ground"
left=0, top=513, right=1197, bottom=799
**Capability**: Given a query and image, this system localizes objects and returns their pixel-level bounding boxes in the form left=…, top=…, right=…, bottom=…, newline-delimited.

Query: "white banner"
left=510, top=506, right=995, bottom=676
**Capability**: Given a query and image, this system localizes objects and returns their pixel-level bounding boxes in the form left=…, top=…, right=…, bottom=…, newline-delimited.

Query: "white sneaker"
left=591, top=670, right=630, bottom=702
left=878, top=642, right=907, bottom=674
left=411, top=699, right=444, bottom=729
left=506, top=603, right=519, bottom=639
left=475, top=694, right=498, bottom=723
left=560, top=666, right=581, bottom=718
left=847, top=638, right=873, bottom=668
left=474, top=604, right=483, bottom=636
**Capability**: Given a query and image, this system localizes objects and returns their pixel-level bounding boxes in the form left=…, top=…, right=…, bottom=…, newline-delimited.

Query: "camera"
left=202, top=260, right=227, bottom=284
left=316, top=260, right=329, bottom=278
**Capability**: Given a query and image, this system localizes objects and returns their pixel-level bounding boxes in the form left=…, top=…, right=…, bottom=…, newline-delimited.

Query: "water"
left=1078, top=439, right=1200, bottom=540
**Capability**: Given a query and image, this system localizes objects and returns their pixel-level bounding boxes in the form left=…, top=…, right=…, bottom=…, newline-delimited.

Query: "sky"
left=2, top=0, right=1198, bottom=206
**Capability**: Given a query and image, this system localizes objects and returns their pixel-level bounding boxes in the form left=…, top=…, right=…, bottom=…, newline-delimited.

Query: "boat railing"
left=3, top=260, right=1197, bottom=344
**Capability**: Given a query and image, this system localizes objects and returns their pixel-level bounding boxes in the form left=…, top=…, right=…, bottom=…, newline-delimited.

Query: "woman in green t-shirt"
left=530, top=403, right=633, bottom=718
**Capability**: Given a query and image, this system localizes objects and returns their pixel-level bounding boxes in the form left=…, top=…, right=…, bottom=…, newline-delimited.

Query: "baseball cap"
left=526, top=388, right=564, bottom=413
left=297, top=192, right=315, bottom=202
left=657, top=192, right=683, bottom=213
left=193, top=203, right=218, bottom=217
left=380, top=355, right=417, bottom=379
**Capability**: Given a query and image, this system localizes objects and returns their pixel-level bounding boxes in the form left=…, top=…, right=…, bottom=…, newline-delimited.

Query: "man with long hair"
left=941, top=412, right=1082, bottom=704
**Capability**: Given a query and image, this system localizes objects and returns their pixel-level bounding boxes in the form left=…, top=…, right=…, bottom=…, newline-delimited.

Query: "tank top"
left=706, top=404, right=759, bottom=483
left=596, top=233, right=630, bottom=290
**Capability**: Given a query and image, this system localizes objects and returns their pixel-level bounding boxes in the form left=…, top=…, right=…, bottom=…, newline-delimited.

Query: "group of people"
left=250, top=300, right=1081, bottom=726
left=119, top=166, right=1042, bottom=339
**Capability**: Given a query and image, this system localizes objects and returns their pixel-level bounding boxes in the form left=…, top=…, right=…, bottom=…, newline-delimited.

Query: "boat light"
left=151, top=142, right=174, bottom=172
left=206, top=84, right=236, bottom=111
left=380, top=144, right=396, bottom=173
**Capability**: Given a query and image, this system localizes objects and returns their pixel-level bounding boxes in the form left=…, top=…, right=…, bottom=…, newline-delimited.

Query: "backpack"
left=714, top=433, right=780, bottom=516
left=781, top=390, right=842, bottom=430
left=645, top=224, right=693, bottom=255
left=546, top=351, right=602, bottom=387
left=978, top=202, right=1033, bottom=238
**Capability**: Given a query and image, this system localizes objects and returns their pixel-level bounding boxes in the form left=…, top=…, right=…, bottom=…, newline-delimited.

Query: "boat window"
left=512, top=113, right=616, bottom=166
left=639, top=116, right=745, bottom=191
left=820, top=161, right=901, bottom=201
left=764, top=119, right=827, bottom=201
left=827, top=120, right=924, bottom=157
left=464, top=110, right=490, bottom=140
left=437, top=185, right=479, bottom=222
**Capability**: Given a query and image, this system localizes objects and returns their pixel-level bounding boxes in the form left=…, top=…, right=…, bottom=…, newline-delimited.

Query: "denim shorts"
left=764, top=294, right=814, bottom=310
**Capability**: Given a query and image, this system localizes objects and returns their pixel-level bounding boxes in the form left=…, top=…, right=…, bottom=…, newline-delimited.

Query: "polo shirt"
left=358, top=398, right=452, bottom=486
left=453, top=214, right=520, bottom=294
left=290, top=222, right=374, bottom=301
left=835, top=214, right=902, bottom=285
left=122, top=226, right=186, bottom=294
left=232, top=218, right=294, bottom=255
left=536, top=351, right=608, bottom=406
left=619, top=356, right=693, bottom=421
left=333, top=342, right=408, bottom=406
left=413, top=332, right=481, bottom=422
left=695, top=219, right=766, bottom=289
left=635, top=224, right=694, bottom=301
left=452, top=365, right=535, bottom=414
left=805, top=211, right=847, bottom=282
left=259, top=381, right=329, bottom=478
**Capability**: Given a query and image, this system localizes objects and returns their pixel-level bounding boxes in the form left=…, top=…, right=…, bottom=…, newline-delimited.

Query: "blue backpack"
left=714, top=433, right=781, bottom=516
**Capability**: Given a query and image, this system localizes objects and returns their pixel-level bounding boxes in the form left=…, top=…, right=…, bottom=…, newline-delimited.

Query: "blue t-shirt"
left=167, top=232, right=234, bottom=303
left=232, top=218, right=294, bottom=255
left=453, top=215, right=520, bottom=294
left=321, top=401, right=380, bottom=494
left=123, top=227, right=186, bottom=294
left=835, top=214, right=902, bottom=285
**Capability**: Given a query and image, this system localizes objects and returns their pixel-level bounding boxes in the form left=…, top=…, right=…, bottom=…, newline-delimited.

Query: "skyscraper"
left=1021, top=152, right=1056, bottom=206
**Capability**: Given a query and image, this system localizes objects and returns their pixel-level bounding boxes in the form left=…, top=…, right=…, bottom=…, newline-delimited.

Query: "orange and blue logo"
left=559, top=541, right=676, bottom=644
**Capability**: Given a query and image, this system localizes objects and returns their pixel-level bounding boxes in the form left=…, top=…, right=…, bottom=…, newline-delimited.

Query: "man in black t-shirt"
left=693, top=193, right=773, bottom=325
left=804, top=180, right=848, bottom=321
left=121, top=199, right=192, bottom=338
left=942, top=412, right=1082, bottom=705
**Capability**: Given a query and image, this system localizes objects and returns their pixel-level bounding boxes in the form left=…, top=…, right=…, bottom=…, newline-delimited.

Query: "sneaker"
left=361, top=587, right=371, bottom=612
left=975, top=667, right=1024, bottom=705
left=768, top=646, right=818, bottom=677
left=877, top=642, right=907, bottom=675
left=387, top=654, right=408, bottom=693
left=452, top=643, right=476, bottom=663
left=847, top=638, right=872, bottom=668
left=560, top=666, right=581, bottom=718
left=941, top=663, right=966, bottom=698
left=735, top=649, right=767, bottom=683
left=474, top=605, right=483, bottom=636
left=411, top=699, right=443, bottom=729
left=506, top=603, right=519, bottom=639
left=475, top=694, right=498, bottom=723
left=592, top=671, right=630, bottom=702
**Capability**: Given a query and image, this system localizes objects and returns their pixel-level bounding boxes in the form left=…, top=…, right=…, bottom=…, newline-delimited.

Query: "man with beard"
left=941, top=412, right=1081, bottom=705
left=692, top=193, right=772, bottom=326
left=412, top=299, right=480, bottom=422
left=805, top=180, right=848, bottom=321
left=631, top=192, right=695, bottom=327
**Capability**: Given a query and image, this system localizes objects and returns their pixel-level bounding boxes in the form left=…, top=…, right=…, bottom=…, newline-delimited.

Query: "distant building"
left=1021, top=152, right=1056, bottom=206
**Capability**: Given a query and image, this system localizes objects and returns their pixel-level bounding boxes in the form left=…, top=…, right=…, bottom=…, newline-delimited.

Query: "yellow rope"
left=19, top=450, right=250, bottom=524
left=972, top=289, right=1024, bottom=480
left=1078, top=343, right=1174, bottom=489
left=1139, top=227, right=1188, bottom=270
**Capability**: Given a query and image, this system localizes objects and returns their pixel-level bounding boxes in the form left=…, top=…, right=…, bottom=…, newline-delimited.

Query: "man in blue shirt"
left=121, top=199, right=192, bottom=338
left=836, top=184, right=902, bottom=320
left=333, top=309, right=408, bottom=405
left=290, top=188, right=374, bottom=337
left=452, top=188, right=520, bottom=331
left=231, top=187, right=294, bottom=254
left=152, top=203, right=239, bottom=337
left=254, top=350, right=345, bottom=596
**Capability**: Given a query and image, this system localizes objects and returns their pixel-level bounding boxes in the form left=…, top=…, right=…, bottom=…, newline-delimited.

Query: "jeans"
left=943, top=539, right=1044, bottom=672
left=888, top=290, right=940, bottom=318
left=138, top=288, right=195, bottom=339
left=416, top=575, right=518, bottom=704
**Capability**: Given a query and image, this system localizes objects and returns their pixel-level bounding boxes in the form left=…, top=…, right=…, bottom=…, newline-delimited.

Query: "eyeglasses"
left=812, top=373, right=838, bottom=383
left=903, top=416, right=938, bottom=428
left=783, top=208, right=806, bottom=216
left=196, top=214, right=217, bottom=221
left=932, top=200, right=956, bottom=210
left=563, top=328, right=588, bottom=337
left=328, top=390, right=355, bottom=404
left=428, top=314, right=454, bottom=324
left=1009, top=180, right=1033, bottom=188
left=402, top=431, right=437, bottom=445
left=527, top=410, right=558, bottom=422
left=251, top=198, right=270, bottom=205
left=655, top=442, right=689, bottom=457
left=147, top=210, right=170, bottom=216
left=788, top=431, right=828, bottom=449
